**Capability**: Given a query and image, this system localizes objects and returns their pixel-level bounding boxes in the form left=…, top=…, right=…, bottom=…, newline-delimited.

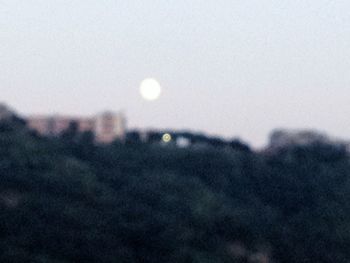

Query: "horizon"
left=2, top=101, right=349, bottom=150
left=1, top=1, right=350, bottom=146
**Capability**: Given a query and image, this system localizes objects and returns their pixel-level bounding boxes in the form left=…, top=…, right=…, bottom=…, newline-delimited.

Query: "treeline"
left=0, top=117, right=350, bottom=263
left=125, top=129, right=251, bottom=152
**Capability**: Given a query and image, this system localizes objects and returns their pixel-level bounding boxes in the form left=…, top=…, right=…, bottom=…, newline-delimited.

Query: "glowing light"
left=140, top=78, right=162, bottom=101
left=176, top=137, right=190, bottom=148
left=162, top=133, right=172, bottom=143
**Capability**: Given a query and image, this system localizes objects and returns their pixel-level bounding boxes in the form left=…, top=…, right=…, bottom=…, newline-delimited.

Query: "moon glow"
left=140, top=78, right=162, bottom=101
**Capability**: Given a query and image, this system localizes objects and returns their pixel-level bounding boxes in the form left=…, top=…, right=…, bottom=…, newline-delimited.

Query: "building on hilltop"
left=27, top=111, right=126, bottom=143
left=95, top=111, right=126, bottom=143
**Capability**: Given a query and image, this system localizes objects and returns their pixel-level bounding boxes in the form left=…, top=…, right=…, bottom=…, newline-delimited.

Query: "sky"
left=1, top=0, right=350, bottom=146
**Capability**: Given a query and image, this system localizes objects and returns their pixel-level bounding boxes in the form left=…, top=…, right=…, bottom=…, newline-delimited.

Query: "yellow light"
left=162, top=133, right=172, bottom=143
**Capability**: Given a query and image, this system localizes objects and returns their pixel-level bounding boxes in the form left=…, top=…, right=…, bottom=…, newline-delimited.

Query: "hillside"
left=1, top=118, right=350, bottom=263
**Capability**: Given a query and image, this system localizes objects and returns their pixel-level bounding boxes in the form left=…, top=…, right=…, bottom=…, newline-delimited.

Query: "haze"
left=1, top=0, right=349, bottom=146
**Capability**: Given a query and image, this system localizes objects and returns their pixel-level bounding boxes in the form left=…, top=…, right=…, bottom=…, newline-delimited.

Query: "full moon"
left=140, top=78, right=162, bottom=101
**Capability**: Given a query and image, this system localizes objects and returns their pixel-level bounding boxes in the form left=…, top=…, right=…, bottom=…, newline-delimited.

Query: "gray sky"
left=1, top=0, right=350, bottom=146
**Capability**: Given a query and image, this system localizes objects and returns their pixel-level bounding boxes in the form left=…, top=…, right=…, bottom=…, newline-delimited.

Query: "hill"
left=1, top=118, right=350, bottom=262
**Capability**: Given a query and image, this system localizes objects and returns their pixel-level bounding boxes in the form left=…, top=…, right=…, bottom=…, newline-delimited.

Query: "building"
left=27, top=111, right=126, bottom=143
left=95, top=112, right=126, bottom=143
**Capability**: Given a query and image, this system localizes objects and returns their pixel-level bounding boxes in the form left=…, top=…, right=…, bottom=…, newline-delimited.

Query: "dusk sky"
left=1, top=0, right=350, bottom=146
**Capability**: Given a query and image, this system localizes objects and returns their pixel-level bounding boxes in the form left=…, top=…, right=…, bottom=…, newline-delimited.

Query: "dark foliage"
left=0, top=119, right=350, bottom=262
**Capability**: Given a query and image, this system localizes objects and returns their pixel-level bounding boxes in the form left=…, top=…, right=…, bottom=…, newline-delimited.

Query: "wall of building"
left=27, top=112, right=126, bottom=144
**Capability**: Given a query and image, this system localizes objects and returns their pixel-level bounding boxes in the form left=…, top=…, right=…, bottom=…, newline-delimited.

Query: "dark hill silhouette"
left=1, top=114, right=350, bottom=262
